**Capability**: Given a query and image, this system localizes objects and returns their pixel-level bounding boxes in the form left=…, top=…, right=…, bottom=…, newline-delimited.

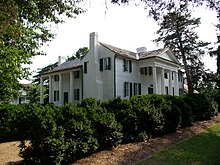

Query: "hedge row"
left=0, top=93, right=218, bottom=164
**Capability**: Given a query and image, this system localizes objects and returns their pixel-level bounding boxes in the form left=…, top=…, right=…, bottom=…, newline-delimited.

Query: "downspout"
left=114, top=54, right=117, bottom=98
left=81, top=66, right=83, bottom=100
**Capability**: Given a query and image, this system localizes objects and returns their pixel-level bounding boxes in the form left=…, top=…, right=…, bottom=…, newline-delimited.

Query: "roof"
left=99, top=42, right=137, bottom=59
left=138, top=48, right=166, bottom=59
left=42, top=43, right=179, bottom=76
left=43, top=59, right=82, bottom=75
left=100, top=42, right=178, bottom=64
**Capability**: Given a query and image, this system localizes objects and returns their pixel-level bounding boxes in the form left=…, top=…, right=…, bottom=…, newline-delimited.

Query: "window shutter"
left=130, top=82, right=132, bottom=97
left=138, top=83, right=141, bottom=95
left=124, top=82, right=126, bottom=97
left=108, top=57, right=111, bottom=70
left=123, top=59, right=126, bottom=71
left=129, top=60, right=132, bottom=72
left=54, top=91, right=56, bottom=101
left=145, top=67, right=148, bottom=75
left=100, top=58, right=103, bottom=71
left=84, top=62, right=87, bottom=73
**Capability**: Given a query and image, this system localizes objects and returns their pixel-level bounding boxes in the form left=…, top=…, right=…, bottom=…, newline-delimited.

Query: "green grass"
left=137, top=123, right=220, bottom=165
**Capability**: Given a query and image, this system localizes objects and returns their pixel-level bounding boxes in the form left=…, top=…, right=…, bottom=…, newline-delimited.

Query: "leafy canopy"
left=0, top=0, right=85, bottom=103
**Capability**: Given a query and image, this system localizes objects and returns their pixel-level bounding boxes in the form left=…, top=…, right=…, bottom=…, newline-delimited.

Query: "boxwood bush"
left=0, top=92, right=218, bottom=164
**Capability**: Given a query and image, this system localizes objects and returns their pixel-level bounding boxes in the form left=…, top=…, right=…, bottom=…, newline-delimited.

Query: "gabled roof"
left=100, top=42, right=179, bottom=65
left=139, top=47, right=179, bottom=64
left=43, top=59, right=82, bottom=75
left=138, top=48, right=166, bottom=59
left=99, top=42, right=137, bottom=59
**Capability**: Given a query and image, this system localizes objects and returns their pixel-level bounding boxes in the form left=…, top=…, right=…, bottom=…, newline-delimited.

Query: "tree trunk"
left=176, top=31, right=194, bottom=94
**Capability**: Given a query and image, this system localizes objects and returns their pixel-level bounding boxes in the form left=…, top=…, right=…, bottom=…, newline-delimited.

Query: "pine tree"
left=154, top=5, right=209, bottom=93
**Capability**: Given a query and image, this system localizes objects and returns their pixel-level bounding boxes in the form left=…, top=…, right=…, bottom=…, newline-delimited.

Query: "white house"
left=11, top=84, right=30, bottom=104
left=40, top=32, right=184, bottom=106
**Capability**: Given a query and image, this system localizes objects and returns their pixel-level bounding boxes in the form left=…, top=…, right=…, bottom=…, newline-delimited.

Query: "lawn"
left=137, top=123, right=220, bottom=165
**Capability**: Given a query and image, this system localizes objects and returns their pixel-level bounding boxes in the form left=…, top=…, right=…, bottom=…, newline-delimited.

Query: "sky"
left=23, top=0, right=219, bottom=83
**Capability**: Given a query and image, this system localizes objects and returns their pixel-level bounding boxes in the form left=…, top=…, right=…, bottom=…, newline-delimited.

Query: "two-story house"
left=40, top=32, right=184, bottom=106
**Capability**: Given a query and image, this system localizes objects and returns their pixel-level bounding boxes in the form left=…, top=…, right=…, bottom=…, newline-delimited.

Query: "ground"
left=1, top=115, right=220, bottom=165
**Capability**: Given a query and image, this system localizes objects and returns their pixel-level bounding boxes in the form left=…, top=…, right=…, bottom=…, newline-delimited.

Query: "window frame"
left=124, top=82, right=129, bottom=97
left=74, top=89, right=80, bottom=101
left=74, top=71, right=80, bottom=78
left=54, top=75, right=59, bottom=82
left=54, top=90, right=59, bottom=101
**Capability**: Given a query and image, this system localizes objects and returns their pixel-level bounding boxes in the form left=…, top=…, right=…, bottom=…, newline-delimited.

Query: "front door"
left=64, top=92, right=68, bottom=104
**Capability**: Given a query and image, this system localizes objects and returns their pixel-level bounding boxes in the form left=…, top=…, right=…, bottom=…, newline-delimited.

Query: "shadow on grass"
left=117, top=119, right=220, bottom=165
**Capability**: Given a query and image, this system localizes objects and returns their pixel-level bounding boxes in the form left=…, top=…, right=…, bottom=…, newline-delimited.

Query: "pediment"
left=159, top=49, right=179, bottom=64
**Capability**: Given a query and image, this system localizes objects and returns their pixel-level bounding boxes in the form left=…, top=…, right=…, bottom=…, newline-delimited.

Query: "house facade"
left=11, top=84, right=30, bottom=104
left=40, top=32, right=184, bottom=106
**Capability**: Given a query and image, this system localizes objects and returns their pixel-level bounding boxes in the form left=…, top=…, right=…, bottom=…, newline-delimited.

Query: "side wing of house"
left=40, top=60, right=83, bottom=106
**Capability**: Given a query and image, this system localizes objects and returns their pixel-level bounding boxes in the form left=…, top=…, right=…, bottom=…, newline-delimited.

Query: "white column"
left=49, top=75, right=52, bottom=103
left=40, top=76, right=44, bottom=104
left=59, top=73, right=63, bottom=106
left=153, top=66, right=158, bottom=94
left=169, top=71, right=173, bottom=95
left=174, top=72, right=179, bottom=96
left=69, top=71, right=74, bottom=104
left=161, top=68, right=165, bottom=95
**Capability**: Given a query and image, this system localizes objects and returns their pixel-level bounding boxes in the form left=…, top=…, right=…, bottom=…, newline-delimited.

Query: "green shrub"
left=0, top=104, right=20, bottom=142
left=103, top=97, right=138, bottom=143
left=172, top=96, right=194, bottom=127
left=184, top=93, right=217, bottom=121
left=130, top=95, right=165, bottom=138
left=140, top=95, right=181, bottom=133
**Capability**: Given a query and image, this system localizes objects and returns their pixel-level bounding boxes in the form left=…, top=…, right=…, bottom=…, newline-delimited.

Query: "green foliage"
left=130, top=95, right=165, bottom=138
left=103, top=97, right=138, bottom=142
left=0, top=93, right=218, bottom=164
left=67, top=47, right=89, bottom=61
left=172, top=96, right=194, bottom=127
left=0, top=0, right=85, bottom=103
left=184, top=93, right=218, bottom=121
left=155, top=5, right=209, bottom=93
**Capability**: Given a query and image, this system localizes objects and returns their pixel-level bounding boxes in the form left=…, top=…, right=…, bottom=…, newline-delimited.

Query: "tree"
left=0, top=0, right=84, bottom=103
left=154, top=5, right=209, bottom=93
left=111, top=0, right=220, bottom=83
left=67, top=47, right=89, bottom=60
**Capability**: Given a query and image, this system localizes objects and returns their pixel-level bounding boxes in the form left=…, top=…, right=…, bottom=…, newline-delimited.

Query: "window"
left=164, top=73, right=168, bottom=79
left=104, top=57, right=111, bottom=70
left=123, top=59, right=132, bottom=72
left=140, top=67, right=148, bottom=75
left=134, top=83, right=142, bottom=95
left=124, top=82, right=129, bottom=97
left=84, top=62, right=88, bottom=74
left=134, top=83, right=138, bottom=95
left=148, top=87, right=153, bottom=94
left=165, top=86, right=169, bottom=95
left=172, top=72, right=174, bottom=80
left=100, top=57, right=111, bottom=71
left=74, top=71, right=80, bottom=78
left=179, top=88, right=184, bottom=95
left=123, top=59, right=128, bottom=72
left=172, top=87, right=175, bottom=96
left=54, top=75, right=59, bottom=82
left=149, top=66, right=153, bottom=75
left=54, top=90, right=59, bottom=101
left=178, top=73, right=183, bottom=82
left=74, top=89, right=80, bottom=101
